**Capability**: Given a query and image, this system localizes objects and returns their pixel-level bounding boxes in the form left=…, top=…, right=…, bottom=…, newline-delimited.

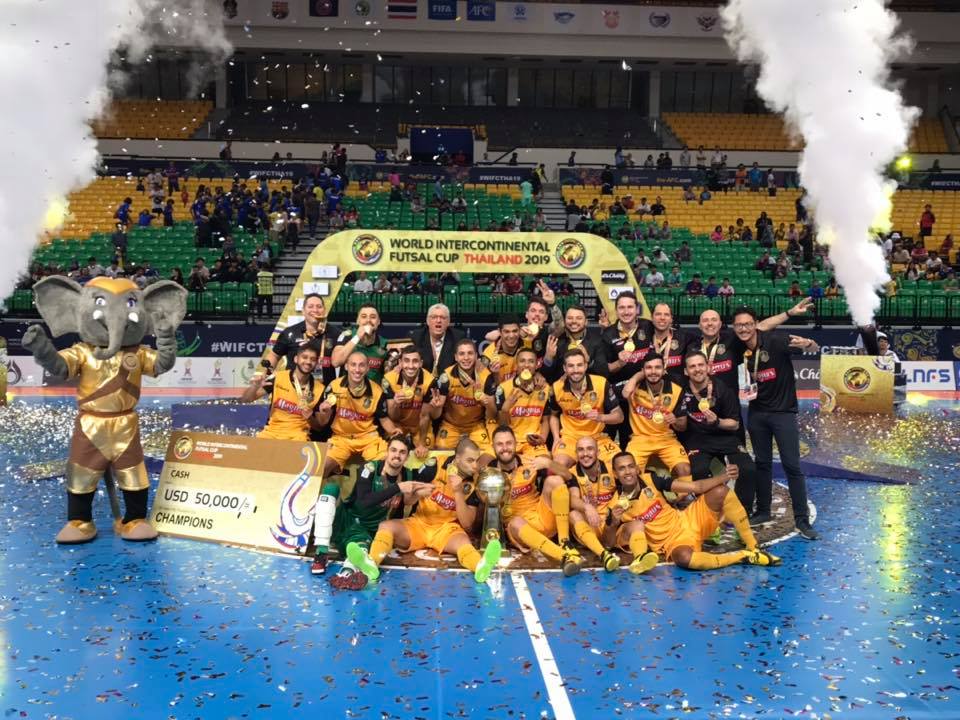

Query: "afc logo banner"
left=466, top=0, right=495, bottom=21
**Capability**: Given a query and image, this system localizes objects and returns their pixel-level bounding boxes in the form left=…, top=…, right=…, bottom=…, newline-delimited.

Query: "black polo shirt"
left=694, top=327, right=740, bottom=394
left=271, top=319, right=337, bottom=384
left=600, top=319, right=655, bottom=386
left=678, top=378, right=742, bottom=455
left=544, top=327, right=607, bottom=383
left=730, top=331, right=799, bottom=413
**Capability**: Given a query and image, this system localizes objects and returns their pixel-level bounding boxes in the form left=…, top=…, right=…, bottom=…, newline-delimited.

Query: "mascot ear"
left=141, top=280, right=188, bottom=334
left=33, top=276, right=83, bottom=338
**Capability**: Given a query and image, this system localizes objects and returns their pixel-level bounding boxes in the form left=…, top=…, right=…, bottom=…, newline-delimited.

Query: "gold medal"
left=402, top=386, right=414, bottom=399
left=698, top=398, right=710, bottom=412
left=474, top=389, right=484, bottom=401
left=617, top=496, right=631, bottom=510
left=519, top=369, right=533, bottom=382
left=652, top=411, right=664, bottom=424
left=527, top=323, right=540, bottom=336
left=569, top=340, right=580, bottom=349
left=326, top=393, right=337, bottom=406
left=580, top=401, right=592, bottom=413
left=623, top=340, right=636, bottom=353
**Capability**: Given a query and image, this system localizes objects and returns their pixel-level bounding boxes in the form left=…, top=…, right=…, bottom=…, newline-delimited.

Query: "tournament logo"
left=556, top=238, right=587, bottom=270
left=649, top=12, right=670, bottom=28
left=696, top=14, right=718, bottom=32
left=554, top=11, right=575, bottom=24
left=352, top=234, right=384, bottom=265
left=602, top=9, right=619, bottom=28
left=173, top=436, right=194, bottom=460
left=355, top=0, right=370, bottom=16
left=843, top=367, right=871, bottom=393
left=271, top=445, right=321, bottom=550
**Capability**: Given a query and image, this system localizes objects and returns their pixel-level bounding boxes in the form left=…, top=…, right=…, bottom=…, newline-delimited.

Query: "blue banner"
left=427, top=0, right=456, bottom=20
left=466, top=0, right=495, bottom=21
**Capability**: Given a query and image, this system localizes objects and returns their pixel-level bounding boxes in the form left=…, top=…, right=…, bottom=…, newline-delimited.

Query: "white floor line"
left=510, top=574, right=576, bottom=720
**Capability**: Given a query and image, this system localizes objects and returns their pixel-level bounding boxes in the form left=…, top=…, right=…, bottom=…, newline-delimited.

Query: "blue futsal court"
left=1, top=396, right=959, bottom=719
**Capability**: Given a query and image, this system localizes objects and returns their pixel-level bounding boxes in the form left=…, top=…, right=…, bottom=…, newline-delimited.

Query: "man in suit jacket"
left=411, top=303, right=465, bottom=376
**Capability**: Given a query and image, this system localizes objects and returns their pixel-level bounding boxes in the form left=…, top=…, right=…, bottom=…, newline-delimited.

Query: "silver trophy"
left=474, top=467, right=512, bottom=550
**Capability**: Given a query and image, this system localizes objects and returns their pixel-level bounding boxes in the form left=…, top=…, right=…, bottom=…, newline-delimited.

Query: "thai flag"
left=388, top=0, right=417, bottom=19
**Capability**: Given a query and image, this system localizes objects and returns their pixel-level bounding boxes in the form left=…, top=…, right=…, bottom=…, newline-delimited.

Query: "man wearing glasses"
left=729, top=306, right=820, bottom=540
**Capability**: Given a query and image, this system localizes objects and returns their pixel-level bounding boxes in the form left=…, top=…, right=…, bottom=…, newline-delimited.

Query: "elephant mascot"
left=22, top=276, right=187, bottom=544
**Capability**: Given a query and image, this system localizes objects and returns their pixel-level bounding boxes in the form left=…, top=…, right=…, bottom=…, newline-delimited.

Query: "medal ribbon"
left=654, top=331, right=672, bottom=366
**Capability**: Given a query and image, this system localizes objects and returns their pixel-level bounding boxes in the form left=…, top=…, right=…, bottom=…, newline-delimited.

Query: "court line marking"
left=511, top=573, right=576, bottom=720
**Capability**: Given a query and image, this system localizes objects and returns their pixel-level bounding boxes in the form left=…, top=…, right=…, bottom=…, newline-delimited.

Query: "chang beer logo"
left=352, top=234, right=384, bottom=265
left=556, top=238, right=586, bottom=270
left=176, top=328, right=202, bottom=357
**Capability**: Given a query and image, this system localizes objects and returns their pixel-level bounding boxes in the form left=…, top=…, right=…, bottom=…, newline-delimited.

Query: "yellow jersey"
left=494, top=377, right=551, bottom=439
left=548, top=374, right=620, bottom=437
left=380, top=368, right=436, bottom=435
left=627, top=378, right=685, bottom=439
left=323, top=376, right=387, bottom=437
left=436, top=363, right=498, bottom=431
left=481, top=343, right=522, bottom=383
left=622, top=474, right=684, bottom=551
left=494, top=461, right=548, bottom=520
left=414, top=456, right=480, bottom=525
left=569, top=461, right=619, bottom=513
left=262, top=370, right=323, bottom=441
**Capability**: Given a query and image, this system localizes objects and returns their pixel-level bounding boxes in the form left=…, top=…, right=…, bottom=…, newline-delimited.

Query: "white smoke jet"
left=0, top=1, right=230, bottom=303
left=723, top=0, right=918, bottom=326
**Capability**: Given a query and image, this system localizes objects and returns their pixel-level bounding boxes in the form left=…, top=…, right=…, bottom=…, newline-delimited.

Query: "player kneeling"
left=488, top=426, right=583, bottom=576
left=607, top=452, right=780, bottom=572
left=346, top=438, right=501, bottom=588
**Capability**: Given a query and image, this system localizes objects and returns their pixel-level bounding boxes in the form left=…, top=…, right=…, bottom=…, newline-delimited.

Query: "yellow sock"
left=369, top=529, right=394, bottom=565
left=687, top=549, right=751, bottom=571
left=456, top=543, right=481, bottom=572
left=722, top=490, right=758, bottom=550
left=629, top=531, right=648, bottom=559
left=551, top=484, right=571, bottom=544
left=573, top=520, right=606, bottom=557
left=517, top=523, right=564, bottom=562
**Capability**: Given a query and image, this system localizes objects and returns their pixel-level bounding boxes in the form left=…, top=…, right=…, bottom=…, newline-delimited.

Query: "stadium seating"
left=663, top=112, right=949, bottom=153
left=92, top=100, right=213, bottom=139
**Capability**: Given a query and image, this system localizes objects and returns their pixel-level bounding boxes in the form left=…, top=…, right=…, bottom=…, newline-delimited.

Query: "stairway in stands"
left=271, top=230, right=328, bottom=311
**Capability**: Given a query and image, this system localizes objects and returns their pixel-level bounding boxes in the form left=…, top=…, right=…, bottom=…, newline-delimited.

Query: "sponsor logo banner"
left=466, top=0, right=495, bottom=21
left=903, top=361, right=957, bottom=390
left=428, top=0, right=456, bottom=20
left=600, top=270, right=628, bottom=283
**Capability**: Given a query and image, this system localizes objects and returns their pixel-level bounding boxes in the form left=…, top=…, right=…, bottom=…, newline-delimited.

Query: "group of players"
left=243, top=280, right=820, bottom=590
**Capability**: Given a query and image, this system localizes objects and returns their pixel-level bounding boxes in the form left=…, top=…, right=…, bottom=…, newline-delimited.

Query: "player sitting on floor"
left=566, top=436, right=621, bottom=572
left=607, top=452, right=780, bottom=572
left=346, top=437, right=502, bottom=587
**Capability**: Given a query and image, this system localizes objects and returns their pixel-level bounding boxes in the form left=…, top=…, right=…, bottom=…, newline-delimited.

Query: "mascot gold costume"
left=21, top=275, right=187, bottom=544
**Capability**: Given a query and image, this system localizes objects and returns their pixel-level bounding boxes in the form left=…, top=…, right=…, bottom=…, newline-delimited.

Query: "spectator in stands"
left=734, top=164, right=747, bottom=192
left=615, top=146, right=625, bottom=168
left=520, top=178, right=533, bottom=208
left=662, top=151, right=673, bottom=169
left=564, top=199, right=580, bottom=230
left=644, top=264, right=664, bottom=287
left=725, top=224, right=738, bottom=243
left=651, top=246, right=670, bottom=266
left=748, top=162, right=763, bottom=191
left=903, top=261, right=921, bottom=281
left=160, top=199, right=174, bottom=227
left=718, top=277, right=735, bottom=297
left=372, top=274, right=391, bottom=294
left=115, top=197, right=133, bottom=226
left=353, top=271, right=374, bottom=294
left=632, top=248, right=650, bottom=272
left=788, top=280, right=802, bottom=298
left=326, top=186, right=342, bottom=216
left=711, top=146, right=723, bottom=168
left=135, top=177, right=145, bottom=194
left=740, top=224, right=754, bottom=244
left=683, top=186, right=696, bottom=203
left=508, top=152, right=519, bottom=166
left=111, top=223, right=128, bottom=262
left=533, top=164, right=546, bottom=200
left=593, top=203, right=609, bottom=222
left=534, top=208, right=549, bottom=230
left=219, top=139, right=232, bottom=162
left=659, top=221, right=672, bottom=241
left=137, top=209, right=153, bottom=227
left=622, top=194, right=635, bottom=211
left=651, top=196, right=666, bottom=216
left=696, top=145, right=707, bottom=169
left=667, top=265, right=684, bottom=287
left=766, top=168, right=777, bottom=196
left=710, top=225, right=724, bottom=243
left=675, top=241, right=692, bottom=264
left=636, top=196, right=651, bottom=217
left=910, top=241, right=928, bottom=263
left=824, top=277, right=840, bottom=298
left=600, top=165, right=614, bottom=195
left=503, top=274, right=522, bottom=294
left=699, top=187, right=712, bottom=203
left=685, top=273, right=704, bottom=295
left=610, top=198, right=626, bottom=216
left=679, top=146, right=691, bottom=168
left=808, top=279, right=825, bottom=299
left=925, top=252, right=944, bottom=280
left=755, top=251, right=775, bottom=273
left=919, top=203, right=936, bottom=237
left=644, top=220, right=659, bottom=240
left=567, top=151, right=576, bottom=167
left=774, top=252, right=792, bottom=279
left=188, top=258, right=209, bottom=292
left=105, top=259, right=122, bottom=279
left=943, top=269, right=958, bottom=292
left=84, top=256, right=104, bottom=278
left=938, top=233, right=954, bottom=257
left=892, top=243, right=910, bottom=264
left=796, top=190, right=808, bottom=223
left=705, top=276, right=719, bottom=298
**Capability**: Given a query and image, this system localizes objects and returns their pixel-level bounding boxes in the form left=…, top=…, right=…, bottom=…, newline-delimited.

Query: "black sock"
left=121, top=488, right=149, bottom=523
left=67, top=491, right=96, bottom=522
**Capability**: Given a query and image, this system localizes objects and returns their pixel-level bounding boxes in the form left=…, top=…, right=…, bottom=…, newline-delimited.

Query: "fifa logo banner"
left=820, top=355, right=893, bottom=415
left=152, top=431, right=327, bottom=554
